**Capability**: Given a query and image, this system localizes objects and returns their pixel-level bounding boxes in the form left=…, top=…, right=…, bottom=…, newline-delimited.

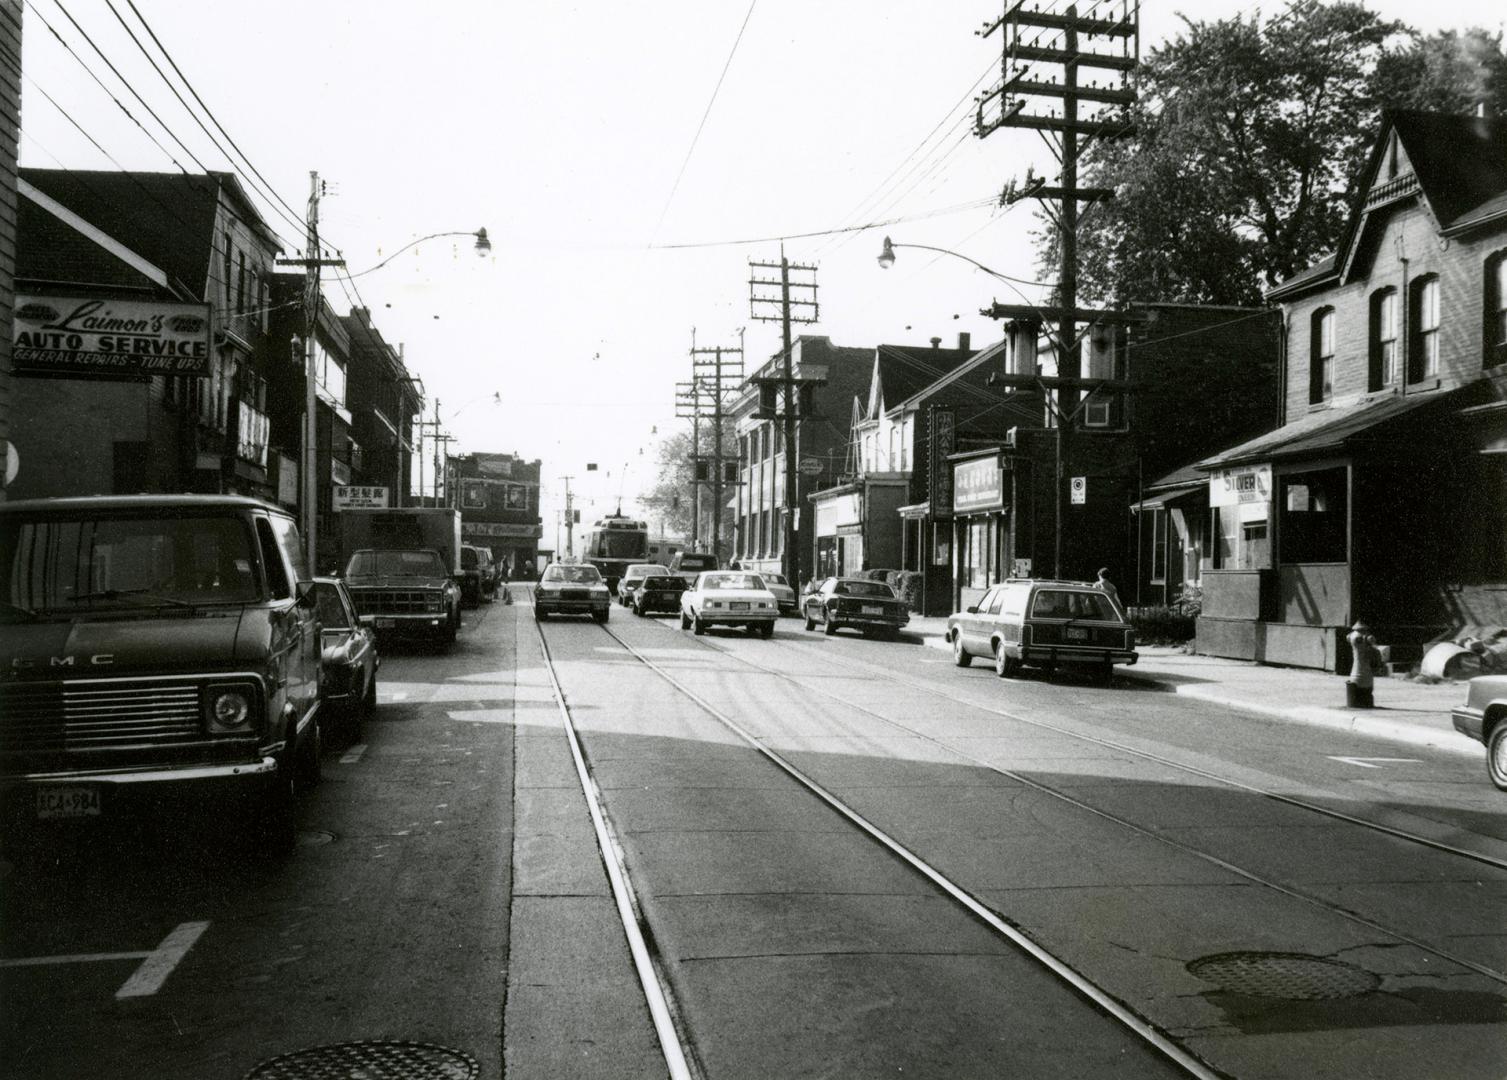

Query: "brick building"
left=450, top=451, right=543, bottom=573
left=1193, top=110, right=1507, bottom=671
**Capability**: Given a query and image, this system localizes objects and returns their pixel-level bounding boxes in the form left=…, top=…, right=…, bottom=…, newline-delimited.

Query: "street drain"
left=243, top=1040, right=477, bottom=1079
left=1188, top=951, right=1380, bottom=1000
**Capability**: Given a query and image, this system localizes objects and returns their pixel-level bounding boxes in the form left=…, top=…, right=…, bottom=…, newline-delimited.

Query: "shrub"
left=891, top=571, right=923, bottom=612
left=865, top=567, right=897, bottom=582
left=1171, top=583, right=1203, bottom=619
left=1129, top=604, right=1195, bottom=644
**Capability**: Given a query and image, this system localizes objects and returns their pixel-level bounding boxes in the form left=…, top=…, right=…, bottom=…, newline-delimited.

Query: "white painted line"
left=339, top=743, right=368, bottom=764
left=115, top=921, right=209, bottom=998
left=1, top=950, right=149, bottom=968
left=1329, top=756, right=1424, bottom=769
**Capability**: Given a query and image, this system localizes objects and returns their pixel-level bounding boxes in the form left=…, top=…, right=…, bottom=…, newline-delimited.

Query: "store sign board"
left=462, top=522, right=543, bottom=540
left=14, top=295, right=212, bottom=377
left=953, top=455, right=1004, bottom=514
left=1209, top=464, right=1272, bottom=508
left=334, top=485, right=389, bottom=511
left=929, top=406, right=956, bottom=518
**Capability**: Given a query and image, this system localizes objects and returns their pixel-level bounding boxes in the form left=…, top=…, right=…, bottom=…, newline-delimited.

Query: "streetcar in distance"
left=580, top=513, right=649, bottom=592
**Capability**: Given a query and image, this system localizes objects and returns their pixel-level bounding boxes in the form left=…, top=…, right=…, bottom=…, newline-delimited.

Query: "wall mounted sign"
left=334, top=485, right=389, bottom=511
left=952, top=454, right=1005, bottom=514
left=1209, top=463, right=1272, bottom=507
left=929, top=405, right=956, bottom=518
left=13, top=295, right=212, bottom=377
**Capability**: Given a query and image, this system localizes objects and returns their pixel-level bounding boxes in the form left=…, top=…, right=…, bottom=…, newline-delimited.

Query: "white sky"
left=18, top=0, right=1505, bottom=535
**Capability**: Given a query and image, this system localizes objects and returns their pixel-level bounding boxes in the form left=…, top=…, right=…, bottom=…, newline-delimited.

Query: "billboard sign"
left=14, top=295, right=212, bottom=377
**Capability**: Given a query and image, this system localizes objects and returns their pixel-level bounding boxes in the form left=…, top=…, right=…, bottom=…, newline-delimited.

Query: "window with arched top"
left=1368, top=287, right=1398, bottom=391
left=1408, top=274, right=1440, bottom=382
left=1309, top=307, right=1335, bottom=404
left=1487, top=251, right=1507, bottom=368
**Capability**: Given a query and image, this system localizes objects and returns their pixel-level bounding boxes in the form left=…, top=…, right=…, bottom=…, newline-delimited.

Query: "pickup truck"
left=343, top=548, right=462, bottom=646
left=0, top=494, right=323, bottom=854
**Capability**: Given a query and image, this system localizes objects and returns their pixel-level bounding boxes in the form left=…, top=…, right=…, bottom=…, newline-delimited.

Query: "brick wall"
left=0, top=1, right=19, bottom=500
left=1283, top=199, right=1507, bottom=422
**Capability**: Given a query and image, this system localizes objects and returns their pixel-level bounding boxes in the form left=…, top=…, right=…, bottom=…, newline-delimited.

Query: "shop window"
left=1213, top=505, right=1270, bottom=569
left=1309, top=307, right=1335, bottom=403
left=964, top=518, right=990, bottom=589
left=1487, top=251, right=1507, bottom=369
left=1279, top=467, right=1348, bottom=564
left=1368, top=287, right=1397, bottom=390
left=1408, top=275, right=1440, bottom=381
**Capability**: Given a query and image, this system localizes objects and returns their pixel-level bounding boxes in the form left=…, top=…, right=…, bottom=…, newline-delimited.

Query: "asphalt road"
left=3, top=589, right=1503, bottom=1079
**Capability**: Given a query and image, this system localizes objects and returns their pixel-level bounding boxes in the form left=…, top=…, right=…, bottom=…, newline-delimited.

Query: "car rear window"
left=837, top=580, right=895, bottom=598
left=1031, top=590, right=1118, bottom=620
left=703, top=573, right=764, bottom=590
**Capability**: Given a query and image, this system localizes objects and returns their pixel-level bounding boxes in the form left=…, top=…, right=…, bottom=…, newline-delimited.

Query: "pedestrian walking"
left=500, top=557, right=513, bottom=604
left=1095, top=567, right=1121, bottom=611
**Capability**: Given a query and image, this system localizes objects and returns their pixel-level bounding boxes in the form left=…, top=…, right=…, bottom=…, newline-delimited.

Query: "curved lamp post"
left=348, top=228, right=492, bottom=279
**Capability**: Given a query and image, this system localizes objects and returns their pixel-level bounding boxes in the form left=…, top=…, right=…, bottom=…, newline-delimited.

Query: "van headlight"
left=203, top=683, right=257, bottom=732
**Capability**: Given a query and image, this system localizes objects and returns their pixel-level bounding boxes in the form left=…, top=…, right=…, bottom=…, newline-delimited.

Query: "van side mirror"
left=296, top=580, right=318, bottom=608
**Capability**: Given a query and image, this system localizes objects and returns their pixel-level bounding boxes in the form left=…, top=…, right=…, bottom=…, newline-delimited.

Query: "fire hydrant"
left=1346, top=621, right=1377, bottom=709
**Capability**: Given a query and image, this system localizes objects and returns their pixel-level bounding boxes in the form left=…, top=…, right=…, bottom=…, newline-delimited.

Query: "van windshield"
left=0, top=513, right=260, bottom=617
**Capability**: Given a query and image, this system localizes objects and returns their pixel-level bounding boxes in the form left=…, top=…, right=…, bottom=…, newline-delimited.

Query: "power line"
left=650, top=0, right=759, bottom=244
left=650, top=193, right=997, bottom=251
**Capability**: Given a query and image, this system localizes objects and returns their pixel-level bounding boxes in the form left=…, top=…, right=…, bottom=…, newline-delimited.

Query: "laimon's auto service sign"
left=14, top=295, right=213, bottom=377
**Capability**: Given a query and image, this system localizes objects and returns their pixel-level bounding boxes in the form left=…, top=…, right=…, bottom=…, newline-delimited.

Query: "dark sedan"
left=633, top=574, right=688, bottom=616
left=313, top=577, right=380, bottom=744
left=802, top=577, right=910, bottom=639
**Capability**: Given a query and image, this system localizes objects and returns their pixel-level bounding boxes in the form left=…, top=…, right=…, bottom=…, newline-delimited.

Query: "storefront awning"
left=1198, top=390, right=1445, bottom=470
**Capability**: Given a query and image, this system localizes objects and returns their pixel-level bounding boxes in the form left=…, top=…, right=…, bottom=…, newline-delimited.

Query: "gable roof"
left=1269, top=109, right=1507, bottom=301
left=19, top=169, right=281, bottom=301
left=17, top=180, right=179, bottom=297
left=869, top=342, right=977, bottom=417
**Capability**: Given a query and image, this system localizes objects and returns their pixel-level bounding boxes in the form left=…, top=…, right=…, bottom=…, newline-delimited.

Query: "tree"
left=635, top=417, right=738, bottom=546
left=1371, top=27, right=1507, bottom=118
left=1046, top=3, right=1403, bottom=306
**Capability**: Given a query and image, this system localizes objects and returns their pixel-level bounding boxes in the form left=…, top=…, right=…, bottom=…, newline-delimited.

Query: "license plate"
left=862, top=605, right=884, bottom=615
left=376, top=617, right=395, bottom=628
left=1065, top=627, right=1088, bottom=640
left=729, top=602, right=749, bottom=611
left=37, top=785, right=101, bottom=820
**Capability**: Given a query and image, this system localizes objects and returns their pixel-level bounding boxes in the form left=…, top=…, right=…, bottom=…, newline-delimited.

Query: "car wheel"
left=952, top=632, right=972, bottom=667
left=248, top=764, right=296, bottom=858
left=1488, top=720, right=1507, bottom=792
left=1098, top=660, right=1115, bottom=686
left=681, top=609, right=692, bottom=630
left=296, top=712, right=323, bottom=788
left=761, top=622, right=774, bottom=639
left=823, top=618, right=838, bottom=636
left=535, top=605, right=547, bottom=621
left=594, top=609, right=609, bottom=624
left=633, top=600, right=644, bottom=616
left=994, top=642, right=1021, bottom=678
left=804, top=610, right=816, bottom=632
left=693, top=614, right=707, bottom=636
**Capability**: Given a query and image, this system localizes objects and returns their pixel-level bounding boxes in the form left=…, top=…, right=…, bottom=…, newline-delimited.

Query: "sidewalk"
left=904, top=615, right=1479, bottom=757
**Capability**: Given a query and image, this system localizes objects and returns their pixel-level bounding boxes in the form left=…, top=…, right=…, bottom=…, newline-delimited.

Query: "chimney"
left=958, top=332, right=971, bottom=352
left=930, top=336, right=942, bottom=349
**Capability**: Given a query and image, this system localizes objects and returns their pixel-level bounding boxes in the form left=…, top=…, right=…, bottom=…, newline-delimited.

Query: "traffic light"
left=572, top=509, right=581, bottom=523
left=694, top=460, right=709, bottom=482
left=723, top=461, right=738, bottom=483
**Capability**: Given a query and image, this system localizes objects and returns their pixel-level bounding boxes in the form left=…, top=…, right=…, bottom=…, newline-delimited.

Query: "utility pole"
left=976, top=2, right=1139, bottom=578
left=691, top=335, right=744, bottom=564
left=560, top=475, right=575, bottom=555
left=749, top=247, right=818, bottom=585
left=276, top=171, right=345, bottom=570
left=675, top=379, right=707, bottom=549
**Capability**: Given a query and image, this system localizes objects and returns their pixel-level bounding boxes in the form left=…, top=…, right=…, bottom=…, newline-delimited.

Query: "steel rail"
left=659, top=625, right=1507, bottom=987
left=585, top=620, right=1226, bottom=1080
left=530, top=609, right=701, bottom=1080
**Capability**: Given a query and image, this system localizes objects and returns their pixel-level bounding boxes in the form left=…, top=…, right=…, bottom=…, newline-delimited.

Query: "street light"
left=877, top=235, right=1027, bottom=284
left=347, top=228, right=493, bottom=279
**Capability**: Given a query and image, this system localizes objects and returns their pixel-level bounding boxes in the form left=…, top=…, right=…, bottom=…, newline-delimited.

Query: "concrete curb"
left=917, top=631, right=1480, bottom=758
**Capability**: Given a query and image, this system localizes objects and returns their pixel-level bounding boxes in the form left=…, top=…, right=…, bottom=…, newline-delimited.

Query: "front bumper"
left=2, top=755, right=280, bottom=830
left=1452, top=705, right=1485, bottom=742
left=370, top=613, right=453, bottom=637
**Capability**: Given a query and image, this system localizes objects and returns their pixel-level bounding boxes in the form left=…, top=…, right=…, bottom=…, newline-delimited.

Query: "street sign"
left=1070, top=476, right=1087, bottom=505
left=798, top=458, right=823, bottom=476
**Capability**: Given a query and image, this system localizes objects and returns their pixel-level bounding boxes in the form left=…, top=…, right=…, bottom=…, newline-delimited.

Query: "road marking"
left=115, top=921, right=209, bottom=998
left=339, top=743, right=368, bottom=764
left=1329, top=756, right=1424, bottom=769
left=0, top=921, right=209, bottom=1000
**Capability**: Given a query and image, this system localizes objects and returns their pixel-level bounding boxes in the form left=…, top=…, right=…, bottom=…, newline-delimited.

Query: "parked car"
left=0, top=494, right=323, bottom=854
left=1452, top=674, right=1507, bottom=791
left=313, top=577, right=379, bottom=745
left=947, top=578, right=1137, bottom=683
left=633, top=573, right=688, bottom=616
left=618, top=562, right=669, bottom=607
left=459, top=544, right=496, bottom=606
left=344, top=548, right=461, bottom=646
left=680, top=571, right=777, bottom=637
left=669, top=551, right=719, bottom=576
left=802, top=577, right=910, bottom=639
left=534, top=561, right=611, bottom=622
left=760, top=571, right=798, bottom=615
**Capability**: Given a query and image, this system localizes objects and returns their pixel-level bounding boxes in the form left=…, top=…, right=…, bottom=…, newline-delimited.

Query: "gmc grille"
left=0, top=678, right=204, bottom=756
left=350, top=589, right=438, bottom=614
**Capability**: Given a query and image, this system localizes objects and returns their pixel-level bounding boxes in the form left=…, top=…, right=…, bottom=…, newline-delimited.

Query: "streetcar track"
left=530, top=607, right=1225, bottom=1080
left=609, top=615, right=1507, bottom=991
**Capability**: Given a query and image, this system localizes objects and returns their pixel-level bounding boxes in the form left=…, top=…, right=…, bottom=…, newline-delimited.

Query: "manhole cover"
left=1188, top=951, right=1380, bottom=1000
left=244, top=1040, right=477, bottom=1079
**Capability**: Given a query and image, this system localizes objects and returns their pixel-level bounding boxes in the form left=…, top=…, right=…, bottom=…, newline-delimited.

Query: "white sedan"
left=680, top=571, right=778, bottom=638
